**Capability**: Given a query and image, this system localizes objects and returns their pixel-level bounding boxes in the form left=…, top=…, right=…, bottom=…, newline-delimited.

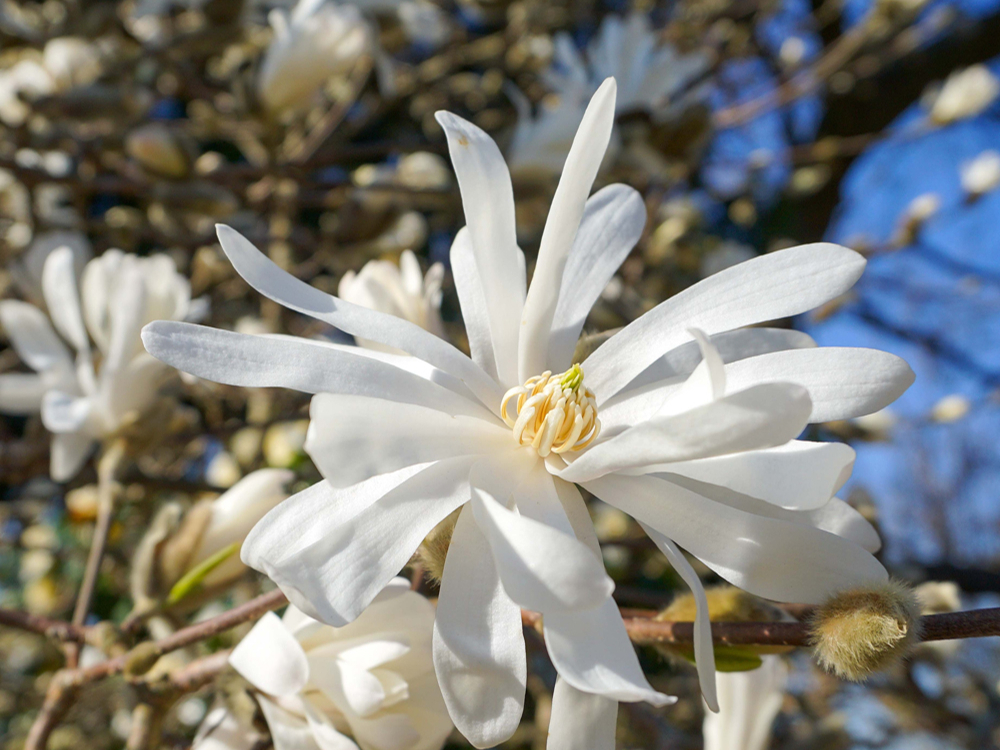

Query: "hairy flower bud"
left=809, top=580, right=922, bottom=681
left=415, top=508, right=460, bottom=584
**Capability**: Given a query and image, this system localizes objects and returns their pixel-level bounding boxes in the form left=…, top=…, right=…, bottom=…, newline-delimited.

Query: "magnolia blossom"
left=507, top=86, right=599, bottom=181
left=195, top=578, right=452, bottom=750
left=0, top=38, right=103, bottom=126
left=143, top=79, right=913, bottom=747
left=703, top=657, right=787, bottom=750
left=257, top=0, right=371, bottom=114
left=960, top=150, right=1000, bottom=197
left=0, top=248, right=190, bottom=480
left=929, top=64, right=1000, bottom=125
left=337, top=250, right=445, bottom=350
left=544, top=13, right=710, bottom=119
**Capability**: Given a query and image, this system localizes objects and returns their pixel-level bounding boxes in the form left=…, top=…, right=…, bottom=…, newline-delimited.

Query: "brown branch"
left=0, top=608, right=87, bottom=642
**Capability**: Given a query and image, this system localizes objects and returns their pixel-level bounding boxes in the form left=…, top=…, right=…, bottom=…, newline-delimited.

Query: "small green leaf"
left=166, top=541, right=240, bottom=605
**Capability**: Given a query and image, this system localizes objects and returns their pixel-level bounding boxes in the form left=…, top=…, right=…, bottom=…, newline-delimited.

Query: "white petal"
left=342, top=712, right=420, bottom=750
left=471, top=477, right=613, bottom=614
left=808, top=497, right=881, bottom=553
left=704, top=657, right=786, bottom=750
left=249, top=456, right=480, bottom=627
left=548, top=184, right=646, bottom=372
left=724, top=347, right=915, bottom=422
left=640, top=524, right=717, bottom=711
left=433, top=505, right=526, bottom=749
left=103, top=260, right=146, bottom=373
left=301, top=702, right=360, bottom=750
left=599, top=328, right=816, bottom=433
left=308, top=656, right=386, bottom=718
left=192, top=705, right=257, bottom=750
left=40, top=390, right=91, bottom=433
left=657, top=329, right=726, bottom=417
left=434, top=113, right=524, bottom=388
left=543, top=597, right=673, bottom=704
left=305, top=394, right=511, bottom=487
left=661, top=440, right=855, bottom=510
left=41, top=246, right=89, bottom=354
left=450, top=227, right=497, bottom=382
left=546, top=678, right=618, bottom=750
left=214, top=225, right=503, bottom=412
left=585, top=473, right=887, bottom=604
left=50, top=432, right=94, bottom=482
left=141, top=322, right=489, bottom=419
left=519, top=79, right=617, bottom=381
left=584, top=243, right=867, bottom=402
left=0, top=300, right=72, bottom=373
left=230, top=612, right=309, bottom=696
left=559, top=383, right=812, bottom=483
left=258, top=696, right=327, bottom=750
left=0, top=373, right=47, bottom=414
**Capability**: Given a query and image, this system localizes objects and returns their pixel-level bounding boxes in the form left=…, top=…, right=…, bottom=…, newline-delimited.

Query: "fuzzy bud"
left=415, top=509, right=460, bottom=584
left=123, top=642, right=163, bottom=678
left=929, top=65, right=1000, bottom=126
left=810, top=580, right=922, bottom=681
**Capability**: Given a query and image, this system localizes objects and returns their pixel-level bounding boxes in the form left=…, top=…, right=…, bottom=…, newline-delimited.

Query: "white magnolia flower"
left=0, top=248, right=190, bottom=480
left=507, top=86, right=599, bottom=181
left=0, top=38, right=103, bottom=126
left=42, top=37, right=103, bottom=91
left=703, top=657, right=787, bottom=750
left=143, top=79, right=913, bottom=747
left=257, top=0, right=371, bottom=114
left=960, top=150, right=1000, bottom=197
left=544, top=13, right=710, bottom=119
left=0, top=60, right=56, bottom=126
left=195, top=578, right=452, bottom=750
left=338, top=250, right=445, bottom=350
left=929, top=64, right=1000, bottom=125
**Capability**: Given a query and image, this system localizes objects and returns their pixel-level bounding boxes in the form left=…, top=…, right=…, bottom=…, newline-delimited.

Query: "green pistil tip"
left=561, top=364, right=584, bottom=391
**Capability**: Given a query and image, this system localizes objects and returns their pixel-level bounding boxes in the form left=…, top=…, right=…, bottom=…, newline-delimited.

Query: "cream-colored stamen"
left=500, top=364, right=600, bottom=457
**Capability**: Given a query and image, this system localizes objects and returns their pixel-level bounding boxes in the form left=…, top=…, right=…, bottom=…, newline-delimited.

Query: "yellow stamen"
left=500, top=365, right=600, bottom=457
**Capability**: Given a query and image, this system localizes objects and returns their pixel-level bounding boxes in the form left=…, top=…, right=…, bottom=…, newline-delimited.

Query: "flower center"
left=500, top=364, right=601, bottom=457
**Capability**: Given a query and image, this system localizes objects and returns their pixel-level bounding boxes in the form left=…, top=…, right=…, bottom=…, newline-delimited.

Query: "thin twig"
left=0, top=608, right=87, bottom=642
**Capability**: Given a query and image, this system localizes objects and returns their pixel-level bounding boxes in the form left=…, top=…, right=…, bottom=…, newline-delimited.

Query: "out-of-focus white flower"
left=852, top=407, right=898, bottom=438
left=930, top=394, right=970, bottom=423
left=0, top=60, right=56, bottom=126
left=338, top=250, right=444, bottom=350
left=195, top=578, right=452, bottom=750
left=398, top=0, right=449, bottom=49
left=257, top=0, right=371, bottom=114
left=507, top=86, right=595, bottom=181
left=960, top=150, right=1000, bottom=197
left=42, top=37, right=103, bottom=91
left=545, top=13, right=711, bottom=119
left=9, top=230, right=92, bottom=304
left=0, top=248, right=190, bottom=480
left=703, top=657, right=787, bottom=750
left=144, top=79, right=912, bottom=746
left=0, top=39, right=103, bottom=126
left=929, top=65, right=1000, bottom=125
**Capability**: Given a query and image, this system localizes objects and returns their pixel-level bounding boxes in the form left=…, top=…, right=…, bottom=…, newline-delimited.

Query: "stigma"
left=500, top=364, right=601, bottom=457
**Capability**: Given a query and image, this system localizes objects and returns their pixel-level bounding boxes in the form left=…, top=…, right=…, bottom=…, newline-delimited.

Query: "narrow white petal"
left=548, top=184, right=646, bottom=372
left=257, top=696, right=328, bottom=750
left=50, top=432, right=94, bottom=482
left=586, top=473, right=887, bottom=604
left=640, top=524, right=717, bottom=711
left=450, top=227, right=498, bottom=382
left=41, top=247, right=89, bottom=354
left=306, top=394, right=511, bottom=488
left=656, top=329, right=726, bottom=417
left=584, top=243, right=867, bottom=402
left=214, top=225, right=503, bottom=412
left=546, top=678, right=618, bottom=750
left=301, top=702, right=360, bottom=750
left=141, top=322, right=489, bottom=418
left=0, top=373, right=47, bottom=414
left=433, top=505, right=526, bottom=749
left=519, top=79, right=617, bottom=381
left=432, top=114, right=524, bottom=387
left=192, top=705, right=257, bottom=750
left=724, top=347, right=915, bottom=422
left=40, top=390, right=90, bottom=433
left=471, top=479, right=613, bottom=613
left=0, top=300, right=72, bottom=373
left=342, top=712, right=419, bottom=750
left=560, top=383, right=812, bottom=483
left=661, top=440, right=855, bottom=510
left=229, top=612, right=309, bottom=696
left=308, top=656, right=386, bottom=718
left=103, top=261, right=146, bottom=373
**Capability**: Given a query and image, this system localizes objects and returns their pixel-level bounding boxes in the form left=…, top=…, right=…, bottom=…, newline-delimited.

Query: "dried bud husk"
left=810, top=580, right=922, bottom=681
left=157, top=501, right=215, bottom=592
left=415, top=508, right=460, bottom=584
left=129, top=502, right=184, bottom=613
left=656, top=585, right=791, bottom=672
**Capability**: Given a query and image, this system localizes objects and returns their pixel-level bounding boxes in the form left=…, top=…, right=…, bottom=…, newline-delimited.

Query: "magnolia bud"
left=810, top=580, right=922, bottom=681
left=416, top=509, right=460, bottom=584
left=930, top=394, right=970, bottom=423
left=960, top=150, right=1000, bottom=198
left=929, top=65, right=1000, bottom=126
left=125, top=123, right=191, bottom=179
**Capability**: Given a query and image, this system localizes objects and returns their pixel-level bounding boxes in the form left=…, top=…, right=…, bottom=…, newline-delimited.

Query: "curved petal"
left=640, top=524, right=717, bottom=712
left=585, top=473, right=887, bottom=604
left=249, top=456, right=481, bottom=627
left=41, top=246, right=89, bottom=354
left=584, top=243, right=867, bottom=402
left=723, top=347, right=915, bottom=422
left=50, top=431, right=94, bottom=482
left=0, top=373, right=47, bottom=414
left=649, top=440, right=856, bottom=511
left=257, top=696, right=328, bottom=750
left=519, top=79, right=617, bottom=381
left=103, top=260, right=146, bottom=373
left=141, top=322, right=490, bottom=419
left=433, top=505, right=526, bottom=749
left=305, top=394, right=510, bottom=488
left=40, top=390, right=90, bottom=433
left=450, top=227, right=498, bottom=382
left=214, top=225, right=503, bottom=412
left=433, top=114, right=524, bottom=388
left=470, top=479, right=613, bottom=614
left=548, top=184, right=646, bottom=373
left=559, top=383, right=812, bottom=483
left=229, top=612, right=309, bottom=697
left=546, top=678, right=618, bottom=750
left=0, top=300, right=72, bottom=374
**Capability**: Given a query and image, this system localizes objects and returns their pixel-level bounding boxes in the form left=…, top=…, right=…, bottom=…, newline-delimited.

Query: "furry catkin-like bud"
left=810, top=580, right=922, bottom=681
left=415, top=509, right=460, bottom=584
left=656, top=586, right=791, bottom=671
